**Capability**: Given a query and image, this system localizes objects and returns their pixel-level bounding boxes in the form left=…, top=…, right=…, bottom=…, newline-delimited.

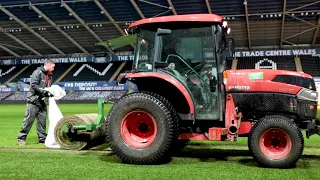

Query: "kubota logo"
left=228, top=85, right=251, bottom=91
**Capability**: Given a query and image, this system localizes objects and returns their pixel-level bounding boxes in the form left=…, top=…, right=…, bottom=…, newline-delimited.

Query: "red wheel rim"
left=120, top=110, right=157, bottom=148
left=259, top=128, right=292, bottom=160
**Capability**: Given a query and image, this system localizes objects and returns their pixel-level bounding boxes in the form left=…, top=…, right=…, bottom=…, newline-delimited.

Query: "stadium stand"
left=62, top=91, right=111, bottom=100
left=16, top=81, right=30, bottom=91
left=61, top=91, right=126, bottom=101
left=0, top=60, right=132, bottom=103
left=51, top=63, right=74, bottom=82
left=61, top=62, right=122, bottom=82
left=0, top=92, right=13, bottom=100
left=119, top=62, right=133, bottom=74
left=4, top=92, right=28, bottom=101
left=11, top=65, right=38, bottom=82
left=2, top=90, right=126, bottom=102
left=237, top=56, right=296, bottom=71
left=300, top=55, right=320, bottom=76
left=11, top=64, right=72, bottom=83
left=0, top=65, right=27, bottom=83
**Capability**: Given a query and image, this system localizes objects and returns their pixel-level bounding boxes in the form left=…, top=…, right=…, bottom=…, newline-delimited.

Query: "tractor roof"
left=129, top=14, right=224, bottom=29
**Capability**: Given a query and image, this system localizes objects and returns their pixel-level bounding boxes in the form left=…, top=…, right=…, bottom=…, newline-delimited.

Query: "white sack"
left=44, top=85, right=66, bottom=148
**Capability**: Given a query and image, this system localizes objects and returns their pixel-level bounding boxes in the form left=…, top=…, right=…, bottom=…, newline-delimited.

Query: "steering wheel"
left=185, top=62, right=206, bottom=76
left=165, top=54, right=208, bottom=85
left=138, top=62, right=152, bottom=69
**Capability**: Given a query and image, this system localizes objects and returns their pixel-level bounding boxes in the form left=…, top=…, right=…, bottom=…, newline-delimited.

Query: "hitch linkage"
left=306, top=121, right=320, bottom=138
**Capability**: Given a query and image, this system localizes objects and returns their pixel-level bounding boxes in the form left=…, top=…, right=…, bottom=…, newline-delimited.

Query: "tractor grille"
left=231, top=93, right=298, bottom=118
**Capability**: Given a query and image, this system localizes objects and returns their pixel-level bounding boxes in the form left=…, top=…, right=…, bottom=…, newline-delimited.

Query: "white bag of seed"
left=44, top=85, right=66, bottom=148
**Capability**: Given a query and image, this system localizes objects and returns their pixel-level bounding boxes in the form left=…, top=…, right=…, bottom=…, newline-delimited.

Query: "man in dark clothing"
left=17, top=59, right=55, bottom=146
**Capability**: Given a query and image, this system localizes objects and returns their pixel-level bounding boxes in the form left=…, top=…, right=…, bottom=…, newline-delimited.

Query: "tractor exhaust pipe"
left=228, top=125, right=238, bottom=135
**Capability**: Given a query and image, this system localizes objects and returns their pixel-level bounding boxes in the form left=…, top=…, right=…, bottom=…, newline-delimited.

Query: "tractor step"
left=178, top=128, right=228, bottom=141
left=209, top=128, right=228, bottom=141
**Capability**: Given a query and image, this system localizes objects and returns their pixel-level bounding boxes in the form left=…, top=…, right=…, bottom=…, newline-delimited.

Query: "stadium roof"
left=0, top=0, right=319, bottom=59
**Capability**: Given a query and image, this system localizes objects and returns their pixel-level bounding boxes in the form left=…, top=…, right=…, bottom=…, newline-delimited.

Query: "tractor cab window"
left=134, top=29, right=155, bottom=71
left=160, top=28, right=215, bottom=75
left=159, top=26, right=219, bottom=120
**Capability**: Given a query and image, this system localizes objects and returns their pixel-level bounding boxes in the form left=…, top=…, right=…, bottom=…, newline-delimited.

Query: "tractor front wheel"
left=105, top=92, right=177, bottom=164
left=248, top=115, right=304, bottom=168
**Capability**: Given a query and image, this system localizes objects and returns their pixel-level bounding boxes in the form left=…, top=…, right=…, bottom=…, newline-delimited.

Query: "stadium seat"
left=300, top=55, right=320, bottom=76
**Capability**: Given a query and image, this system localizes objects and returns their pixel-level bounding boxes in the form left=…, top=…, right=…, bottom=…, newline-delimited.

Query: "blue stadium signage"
left=0, top=55, right=146, bottom=65
left=1, top=49, right=319, bottom=65
left=56, top=81, right=107, bottom=87
left=0, top=87, right=15, bottom=92
left=0, top=55, right=136, bottom=65
left=234, top=48, right=320, bottom=57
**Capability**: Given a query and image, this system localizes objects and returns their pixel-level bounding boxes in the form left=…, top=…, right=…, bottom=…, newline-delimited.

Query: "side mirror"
left=228, top=38, right=235, bottom=57
left=157, top=28, right=171, bottom=36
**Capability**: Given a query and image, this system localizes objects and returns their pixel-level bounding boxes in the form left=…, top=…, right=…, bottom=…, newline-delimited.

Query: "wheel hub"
left=259, top=128, right=292, bottom=160
left=121, top=110, right=157, bottom=148
left=138, top=122, right=149, bottom=133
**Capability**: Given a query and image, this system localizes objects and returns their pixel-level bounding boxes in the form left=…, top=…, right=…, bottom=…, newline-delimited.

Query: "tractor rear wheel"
left=141, top=91, right=184, bottom=152
left=248, top=115, right=304, bottom=168
left=105, top=92, right=177, bottom=164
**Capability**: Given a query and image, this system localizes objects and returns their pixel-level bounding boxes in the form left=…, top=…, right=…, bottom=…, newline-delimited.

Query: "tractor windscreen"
left=133, top=25, right=219, bottom=73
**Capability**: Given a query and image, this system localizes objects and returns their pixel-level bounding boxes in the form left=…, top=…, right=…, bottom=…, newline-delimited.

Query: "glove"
left=44, top=90, right=54, bottom=97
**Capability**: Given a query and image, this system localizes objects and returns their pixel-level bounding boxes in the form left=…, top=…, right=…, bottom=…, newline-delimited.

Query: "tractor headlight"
left=297, top=88, right=318, bottom=102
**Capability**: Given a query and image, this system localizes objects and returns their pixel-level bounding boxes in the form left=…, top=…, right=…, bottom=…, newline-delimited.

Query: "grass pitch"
left=1, top=103, right=320, bottom=180
left=0, top=103, right=112, bottom=148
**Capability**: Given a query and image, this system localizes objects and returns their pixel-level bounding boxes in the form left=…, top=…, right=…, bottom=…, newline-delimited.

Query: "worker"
left=17, top=59, right=55, bottom=146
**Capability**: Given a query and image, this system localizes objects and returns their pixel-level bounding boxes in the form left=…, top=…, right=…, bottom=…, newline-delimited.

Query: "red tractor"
left=105, top=14, right=318, bottom=168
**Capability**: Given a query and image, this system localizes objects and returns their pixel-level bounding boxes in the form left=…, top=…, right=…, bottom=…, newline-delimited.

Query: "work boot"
left=18, top=139, right=26, bottom=146
left=39, top=139, right=46, bottom=144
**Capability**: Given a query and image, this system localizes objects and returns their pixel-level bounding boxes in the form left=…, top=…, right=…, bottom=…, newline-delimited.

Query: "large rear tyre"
left=248, top=115, right=304, bottom=168
left=105, top=92, right=177, bottom=164
left=141, top=91, right=184, bottom=152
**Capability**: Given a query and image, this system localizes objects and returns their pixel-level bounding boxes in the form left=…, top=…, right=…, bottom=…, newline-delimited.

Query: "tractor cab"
left=126, top=14, right=232, bottom=120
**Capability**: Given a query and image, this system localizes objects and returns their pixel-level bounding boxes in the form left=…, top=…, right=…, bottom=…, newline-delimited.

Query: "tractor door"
left=160, top=27, right=220, bottom=120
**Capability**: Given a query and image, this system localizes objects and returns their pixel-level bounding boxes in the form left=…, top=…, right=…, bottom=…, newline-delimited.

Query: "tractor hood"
left=224, top=69, right=315, bottom=95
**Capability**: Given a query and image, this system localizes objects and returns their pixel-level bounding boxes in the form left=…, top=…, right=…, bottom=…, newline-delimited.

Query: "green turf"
left=2, top=104, right=320, bottom=179
left=0, top=146, right=320, bottom=180
left=0, top=103, right=112, bottom=148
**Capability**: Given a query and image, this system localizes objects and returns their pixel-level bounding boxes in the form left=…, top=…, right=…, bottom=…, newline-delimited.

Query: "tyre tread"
left=248, top=115, right=304, bottom=168
left=105, top=92, right=177, bottom=164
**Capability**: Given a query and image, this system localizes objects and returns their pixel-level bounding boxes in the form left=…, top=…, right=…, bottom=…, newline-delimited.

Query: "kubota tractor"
left=105, top=14, right=319, bottom=168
